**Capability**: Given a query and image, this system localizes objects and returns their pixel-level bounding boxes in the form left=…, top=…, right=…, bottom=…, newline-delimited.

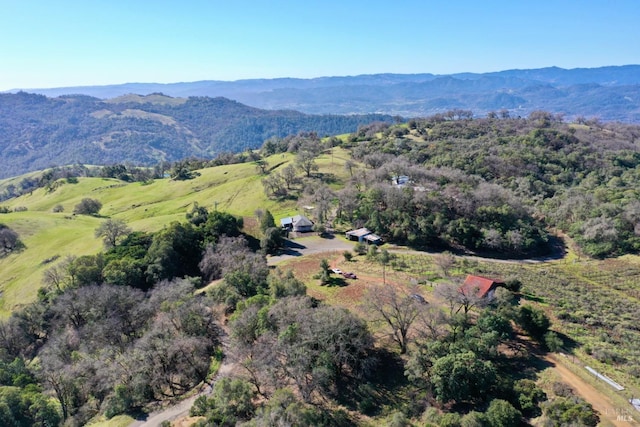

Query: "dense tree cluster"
left=397, top=282, right=568, bottom=422
left=350, top=113, right=640, bottom=257
left=43, top=207, right=245, bottom=292
left=230, top=295, right=376, bottom=401
left=342, top=171, right=548, bottom=254
left=0, top=279, right=220, bottom=425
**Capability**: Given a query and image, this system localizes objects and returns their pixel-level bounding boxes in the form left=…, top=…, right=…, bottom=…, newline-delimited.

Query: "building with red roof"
left=460, top=275, right=504, bottom=299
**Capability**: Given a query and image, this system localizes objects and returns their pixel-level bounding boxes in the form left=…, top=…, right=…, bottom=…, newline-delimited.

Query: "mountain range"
left=6, top=65, right=640, bottom=121
left=0, top=92, right=392, bottom=179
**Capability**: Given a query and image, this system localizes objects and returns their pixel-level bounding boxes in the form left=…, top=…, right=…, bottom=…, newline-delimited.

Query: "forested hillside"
left=340, top=113, right=640, bottom=258
left=0, top=92, right=394, bottom=178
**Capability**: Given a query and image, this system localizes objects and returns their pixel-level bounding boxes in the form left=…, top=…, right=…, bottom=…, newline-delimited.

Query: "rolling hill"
left=0, top=148, right=356, bottom=316
left=0, top=92, right=394, bottom=178
left=6, top=65, right=640, bottom=122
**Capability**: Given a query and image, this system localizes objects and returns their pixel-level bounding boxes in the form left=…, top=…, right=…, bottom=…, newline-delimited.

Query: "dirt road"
left=129, top=333, right=234, bottom=427
left=544, top=354, right=638, bottom=426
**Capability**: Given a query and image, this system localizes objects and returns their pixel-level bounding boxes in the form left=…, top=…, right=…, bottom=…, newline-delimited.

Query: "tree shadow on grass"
left=316, top=172, right=339, bottom=184
left=245, top=234, right=261, bottom=251
left=555, top=330, right=580, bottom=354
left=520, top=292, right=545, bottom=303
left=336, top=348, right=418, bottom=417
left=323, top=276, right=347, bottom=287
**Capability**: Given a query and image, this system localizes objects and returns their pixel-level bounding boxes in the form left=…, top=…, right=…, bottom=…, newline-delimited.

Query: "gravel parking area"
left=267, top=233, right=355, bottom=265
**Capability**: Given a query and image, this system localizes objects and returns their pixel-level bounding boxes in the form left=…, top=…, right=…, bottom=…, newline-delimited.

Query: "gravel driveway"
left=268, top=233, right=356, bottom=265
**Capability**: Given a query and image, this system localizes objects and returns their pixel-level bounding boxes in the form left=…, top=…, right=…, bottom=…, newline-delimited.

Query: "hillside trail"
left=543, top=354, right=637, bottom=427
left=128, top=327, right=235, bottom=427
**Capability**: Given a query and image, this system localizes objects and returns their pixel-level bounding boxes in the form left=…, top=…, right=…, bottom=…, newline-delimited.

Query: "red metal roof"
left=460, top=275, right=502, bottom=298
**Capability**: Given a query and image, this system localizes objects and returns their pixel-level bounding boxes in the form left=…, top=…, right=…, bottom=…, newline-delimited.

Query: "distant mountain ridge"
left=6, top=65, right=640, bottom=121
left=0, top=92, right=393, bottom=179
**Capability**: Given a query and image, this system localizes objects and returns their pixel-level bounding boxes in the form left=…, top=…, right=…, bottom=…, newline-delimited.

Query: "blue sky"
left=1, top=0, right=638, bottom=90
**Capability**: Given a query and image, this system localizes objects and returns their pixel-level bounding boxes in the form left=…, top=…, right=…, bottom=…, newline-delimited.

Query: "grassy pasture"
left=0, top=211, right=103, bottom=315
left=86, top=415, right=136, bottom=427
left=0, top=148, right=352, bottom=316
left=0, top=157, right=272, bottom=315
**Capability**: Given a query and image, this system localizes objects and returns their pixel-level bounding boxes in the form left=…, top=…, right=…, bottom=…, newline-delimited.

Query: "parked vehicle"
left=410, top=293, right=426, bottom=304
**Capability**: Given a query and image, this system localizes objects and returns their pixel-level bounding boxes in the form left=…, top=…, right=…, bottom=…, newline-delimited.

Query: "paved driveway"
left=268, top=233, right=355, bottom=265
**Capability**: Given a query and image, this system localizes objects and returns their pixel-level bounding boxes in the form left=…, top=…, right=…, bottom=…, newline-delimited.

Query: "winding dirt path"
left=129, top=330, right=235, bottom=427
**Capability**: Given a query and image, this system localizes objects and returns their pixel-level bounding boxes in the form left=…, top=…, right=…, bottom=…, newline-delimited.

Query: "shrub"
left=343, top=251, right=353, bottom=262
left=73, top=198, right=102, bottom=215
left=504, top=278, right=522, bottom=292
left=0, top=224, right=24, bottom=257
left=551, top=381, right=574, bottom=398
left=514, top=379, right=546, bottom=417
left=319, top=259, right=330, bottom=285
left=542, top=396, right=599, bottom=426
left=366, top=244, right=379, bottom=260
left=104, top=384, right=133, bottom=419
left=261, top=227, right=284, bottom=255
left=544, top=331, right=563, bottom=352
left=517, top=305, right=550, bottom=341
left=354, top=242, right=367, bottom=255
left=52, top=204, right=64, bottom=213
left=438, top=413, right=462, bottom=427
left=485, top=399, right=521, bottom=427
left=385, top=411, right=410, bottom=427
left=460, top=411, right=485, bottom=427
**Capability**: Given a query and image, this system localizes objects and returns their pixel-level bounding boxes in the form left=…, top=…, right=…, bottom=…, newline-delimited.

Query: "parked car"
left=342, top=272, right=357, bottom=279
left=410, top=293, right=426, bottom=304
left=331, top=268, right=342, bottom=274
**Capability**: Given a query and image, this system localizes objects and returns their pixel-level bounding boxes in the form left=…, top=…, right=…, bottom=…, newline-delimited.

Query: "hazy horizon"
left=1, top=0, right=639, bottom=91
left=5, top=63, right=640, bottom=94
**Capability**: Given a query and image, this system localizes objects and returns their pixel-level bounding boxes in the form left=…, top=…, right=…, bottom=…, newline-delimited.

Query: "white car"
left=331, top=268, right=342, bottom=274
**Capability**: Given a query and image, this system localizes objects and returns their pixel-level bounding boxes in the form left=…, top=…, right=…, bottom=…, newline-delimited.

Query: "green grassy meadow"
left=0, top=149, right=353, bottom=316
